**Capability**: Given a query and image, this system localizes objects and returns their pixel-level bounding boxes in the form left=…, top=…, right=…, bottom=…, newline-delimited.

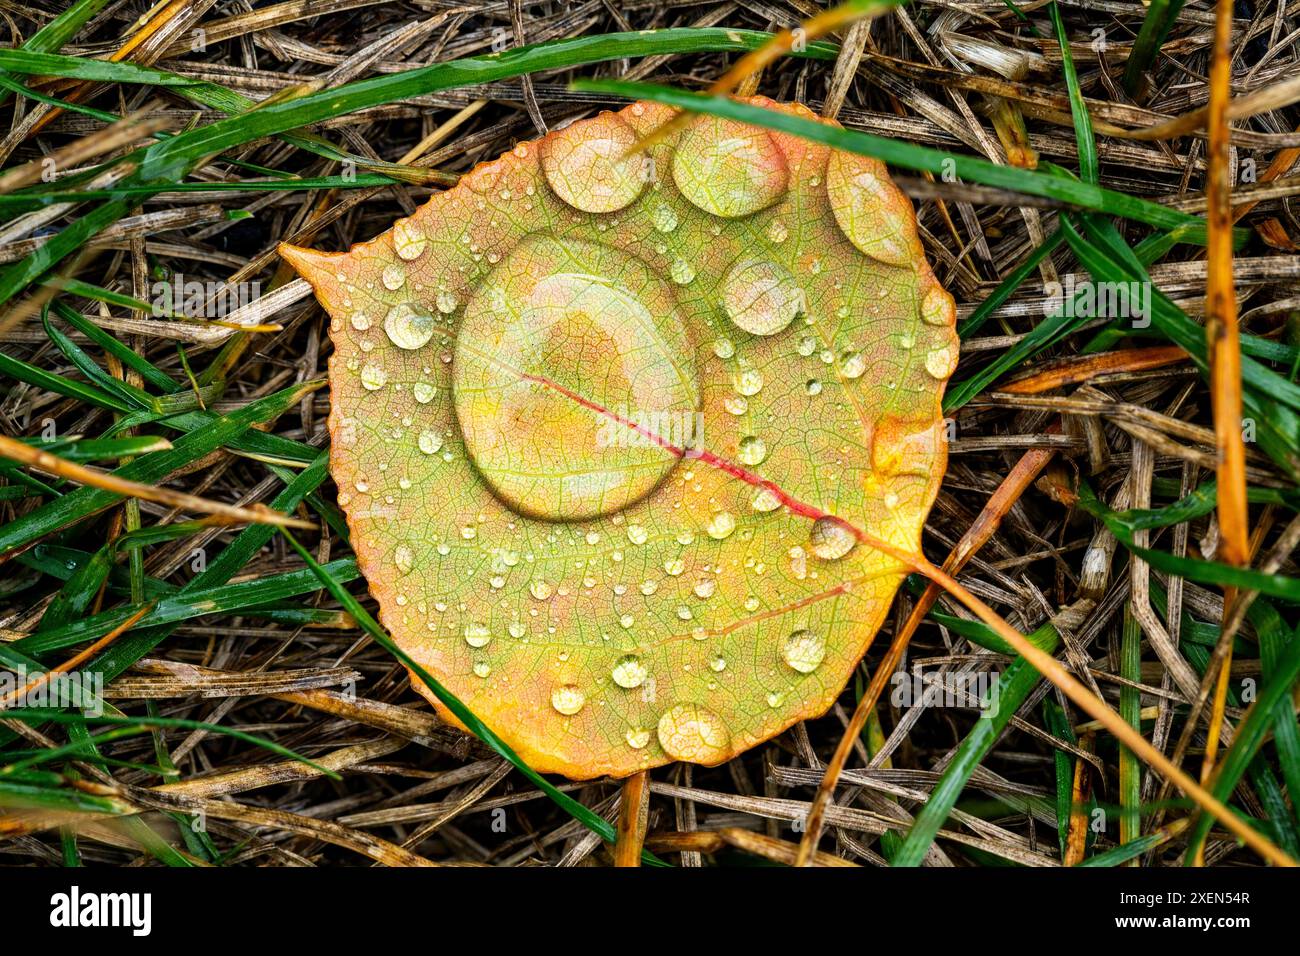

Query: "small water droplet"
left=751, top=487, right=782, bottom=512
left=413, top=381, right=436, bottom=404
left=839, top=350, right=866, bottom=380
left=652, top=202, right=679, bottom=233
left=626, top=523, right=648, bottom=545
left=612, top=655, right=649, bottom=689
left=722, top=258, right=803, bottom=336
left=384, top=302, right=435, bottom=350
left=464, top=622, right=491, bottom=648
left=530, top=580, right=554, bottom=601
left=706, top=512, right=736, bottom=540
left=360, top=364, right=388, bottom=390
left=670, top=258, right=696, bottom=285
left=435, top=289, right=459, bottom=314
left=473, top=661, right=492, bottom=679
left=350, top=312, right=372, bottom=332
left=782, top=628, right=826, bottom=673
left=712, top=337, right=735, bottom=359
left=381, top=263, right=405, bottom=290
left=551, top=684, right=586, bottom=715
left=734, top=369, right=764, bottom=396
left=738, top=435, right=767, bottom=466
left=810, top=516, right=857, bottom=560
left=418, top=430, right=443, bottom=455
left=626, top=728, right=651, bottom=749
left=394, top=545, right=414, bottom=574
left=709, top=656, right=727, bottom=672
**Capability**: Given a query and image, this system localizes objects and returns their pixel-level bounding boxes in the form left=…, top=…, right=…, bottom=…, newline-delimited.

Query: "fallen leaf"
left=280, top=97, right=957, bottom=779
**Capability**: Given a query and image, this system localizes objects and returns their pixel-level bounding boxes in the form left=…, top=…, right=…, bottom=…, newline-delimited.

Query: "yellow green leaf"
left=280, top=97, right=956, bottom=779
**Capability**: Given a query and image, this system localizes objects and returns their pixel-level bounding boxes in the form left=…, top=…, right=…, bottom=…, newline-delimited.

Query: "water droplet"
left=693, top=578, right=717, bottom=599
left=926, top=345, right=956, bottom=378
left=381, top=263, right=405, bottom=290
left=670, top=258, right=696, bottom=285
left=664, top=558, right=685, bottom=576
left=733, top=369, right=764, bottom=396
left=384, top=302, right=435, bottom=350
left=707, top=511, right=736, bottom=540
left=350, top=312, right=372, bottom=332
left=738, top=435, right=767, bottom=466
left=656, top=703, right=731, bottom=762
left=805, top=378, right=823, bottom=396
left=767, top=220, right=789, bottom=243
left=724, top=395, right=748, bottom=416
left=722, top=258, right=803, bottom=336
left=393, top=218, right=427, bottom=261
left=413, top=381, right=436, bottom=404
left=839, top=351, right=866, bottom=380
left=435, top=289, right=459, bottom=314
left=825, top=151, right=915, bottom=267
left=921, top=284, right=953, bottom=327
left=625, top=728, right=651, bottom=749
left=809, top=516, right=857, bottom=560
left=418, top=430, right=443, bottom=455
left=789, top=545, right=808, bottom=579
left=782, top=628, right=826, bottom=673
left=751, top=487, right=782, bottom=512
left=529, top=580, right=554, bottom=601
left=612, top=655, right=649, bottom=689
left=464, top=622, right=491, bottom=648
left=551, top=684, right=586, bottom=715
left=626, top=523, right=649, bottom=545
left=712, top=338, right=735, bottom=359
left=672, top=116, right=788, bottom=218
left=360, top=363, right=388, bottom=390
left=652, top=203, right=679, bottom=233
left=394, top=545, right=414, bottom=574
left=473, top=661, right=492, bottom=679
left=709, top=656, right=727, bottom=672
left=540, top=114, right=648, bottom=213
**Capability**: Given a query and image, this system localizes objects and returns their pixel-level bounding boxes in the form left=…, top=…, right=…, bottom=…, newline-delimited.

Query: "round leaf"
left=280, top=97, right=957, bottom=779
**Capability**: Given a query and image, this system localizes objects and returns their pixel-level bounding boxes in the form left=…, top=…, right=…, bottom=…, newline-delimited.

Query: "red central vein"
left=520, top=371, right=861, bottom=536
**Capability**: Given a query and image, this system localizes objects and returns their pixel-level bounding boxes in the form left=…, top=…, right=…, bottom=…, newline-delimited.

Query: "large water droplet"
left=452, top=235, right=699, bottom=521
left=656, top=703, right=731, bottom=762
left=809, top=516, right=857, bottom=560
left=839, top=351, right=866, bottom=380
left=540, top=114, right=648, bottom=213
left=782, top=628, right=826, bottom=673
left=672, top=116, right=788, bottom=218
left=384, top=302, right=435, bottom=350
left=722, top=258, right=803, bottom=336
